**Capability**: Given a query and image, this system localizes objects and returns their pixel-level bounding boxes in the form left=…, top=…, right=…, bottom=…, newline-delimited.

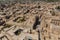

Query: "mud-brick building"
left=40, top=15, right=60, bottom=40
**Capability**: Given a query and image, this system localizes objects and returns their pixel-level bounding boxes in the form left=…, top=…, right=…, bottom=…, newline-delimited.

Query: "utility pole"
left=37, top=30, right=41, bottom=40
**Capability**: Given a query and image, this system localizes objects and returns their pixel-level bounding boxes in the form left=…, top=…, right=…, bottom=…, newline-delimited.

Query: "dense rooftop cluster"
left=0, top=1, right=60, bottom=40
